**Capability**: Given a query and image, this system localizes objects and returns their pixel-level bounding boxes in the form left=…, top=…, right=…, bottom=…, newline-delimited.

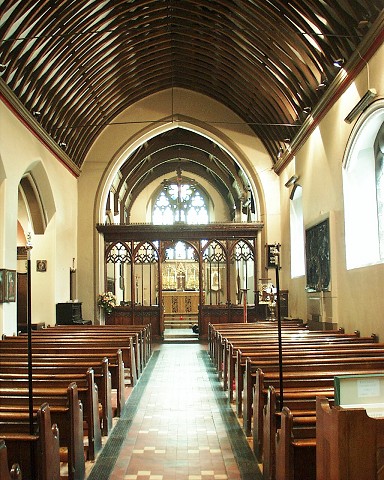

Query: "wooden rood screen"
left=97, top=222, right=262, bottom=339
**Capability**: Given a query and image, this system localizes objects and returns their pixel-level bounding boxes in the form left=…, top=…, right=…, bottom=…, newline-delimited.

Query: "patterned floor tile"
left=87, top=342, right=262, bottom=480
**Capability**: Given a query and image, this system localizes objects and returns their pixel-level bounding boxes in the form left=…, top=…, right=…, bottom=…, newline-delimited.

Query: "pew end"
left=0, top=440, right=22, bottom=480
left=0, top=403, right=60, bottom=480
left=316, top=396, right=384, bottom=480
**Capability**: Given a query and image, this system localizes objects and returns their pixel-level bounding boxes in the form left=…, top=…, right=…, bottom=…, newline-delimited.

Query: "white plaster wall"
left=0, top=104, right=78, bottom=335
left=78, top=89, right=280, bottom=321
left=280, top=43, right=384, bottom=339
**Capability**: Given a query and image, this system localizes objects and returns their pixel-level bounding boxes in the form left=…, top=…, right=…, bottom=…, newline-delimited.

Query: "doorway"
left=162, top=241, right=200, bottom=340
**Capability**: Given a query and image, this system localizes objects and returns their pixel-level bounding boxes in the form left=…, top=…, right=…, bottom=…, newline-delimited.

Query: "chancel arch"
left=95, top=121, right=268, bottom=338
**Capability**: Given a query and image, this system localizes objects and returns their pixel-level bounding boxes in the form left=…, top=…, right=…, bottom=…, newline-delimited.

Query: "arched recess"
left=18, top=161, right=56, bottom=235
left=16, top=161, right=56, bottom=333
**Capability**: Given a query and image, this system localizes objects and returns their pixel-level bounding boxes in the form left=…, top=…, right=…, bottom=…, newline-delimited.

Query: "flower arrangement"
left=97, top=291, right=116, bottom=314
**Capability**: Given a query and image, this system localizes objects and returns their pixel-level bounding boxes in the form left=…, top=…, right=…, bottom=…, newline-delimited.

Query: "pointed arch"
left=19, top=161, right=56, bottom=235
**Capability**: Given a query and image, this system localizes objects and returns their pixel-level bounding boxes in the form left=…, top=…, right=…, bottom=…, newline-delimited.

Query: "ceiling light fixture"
left=0, top=64, right=6, bottom=73
left=303, top=106, right=312, bottom=114
left=333, top=58, right=345, bottom=68
left=357, top=19, right=370, bottom=29
left=316, top=79, right=327, bottom=90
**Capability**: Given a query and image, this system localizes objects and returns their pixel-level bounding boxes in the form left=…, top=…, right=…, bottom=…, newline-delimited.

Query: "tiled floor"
left=87, top=340, right=262, bottom=480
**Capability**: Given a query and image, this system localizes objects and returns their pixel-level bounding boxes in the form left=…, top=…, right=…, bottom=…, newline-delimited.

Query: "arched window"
left=290, top=185, right=305, bottom=277
left=343, top=101, right=384, bottom=269
left=152, top=170, right=209, bottom=225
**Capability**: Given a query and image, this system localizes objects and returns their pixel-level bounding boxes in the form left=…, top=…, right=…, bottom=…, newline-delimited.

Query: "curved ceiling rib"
left=115, top=129, right=247, bottom=212
left=1, top=0, right=382, bottom=168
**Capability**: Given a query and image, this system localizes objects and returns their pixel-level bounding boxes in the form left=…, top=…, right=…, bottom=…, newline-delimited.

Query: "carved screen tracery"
left=203, top=240, right=227, bottom=305
left=230, top=240, right=255, bottom=304
left=133, top=242, right=159, bottom=306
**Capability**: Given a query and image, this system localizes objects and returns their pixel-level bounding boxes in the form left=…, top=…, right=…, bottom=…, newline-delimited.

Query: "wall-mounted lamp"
left=284, top=175, right=299, bottom=188
left=344, top=88, right=377, bottom=123
left=333, top=58, right=345, bottom=68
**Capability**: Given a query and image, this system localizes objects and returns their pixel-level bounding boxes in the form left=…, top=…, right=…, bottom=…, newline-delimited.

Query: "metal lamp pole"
left=273, top=244, right=284, bottom=411
left=26, top=234, right=36, bottom=478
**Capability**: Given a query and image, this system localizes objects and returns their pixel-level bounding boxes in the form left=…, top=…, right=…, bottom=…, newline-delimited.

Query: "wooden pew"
left=241, top=342, right=384, bottom=434
left=36, top=322, right=152, bottom=371
left=208, top=321, right=304, bottom=363
left=252, top=356, right=384, bottom=468
left=0, top=349, right=125, bottom=417
left=210, top=323, right=384, bottom=480
left=263, top=367, right=384, bottom=480
left=29, top=333, right=138, bottom=384
left=49, top=323, right=152, bottom=371
left=0, top=403, right=60, bottom=480
left=210, top=324, right=312, bottom=373
left=210, top=324, right=350, bottom=372
left=1, top=334, right=137, bottom=386
left=275, top=406, right=316, bottom=480
left=0, top=367, right=101, bottom=461
left=0, top=382, right=85, bottom=480
left=251, top=367, right=384, bottom=462
left=263, top=385, right=326, bottom=480
left=0, top=440, right=22, bottom=480
left=219, top=329, right=370, bottom=391
left=237, top=339, right=382, bottom=419
left=316, top=397, right=384, bottom=480
left=0, top=357, right=113, bottom=437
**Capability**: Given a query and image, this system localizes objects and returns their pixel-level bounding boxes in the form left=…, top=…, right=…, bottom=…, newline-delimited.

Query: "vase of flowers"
left=97, top=291, right=116, bottom=315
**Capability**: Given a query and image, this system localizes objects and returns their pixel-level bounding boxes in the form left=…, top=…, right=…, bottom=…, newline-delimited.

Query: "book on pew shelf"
left=334, top=373, right=384, bottom=418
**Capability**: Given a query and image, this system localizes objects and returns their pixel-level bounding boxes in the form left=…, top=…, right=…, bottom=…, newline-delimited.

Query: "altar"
left=162, top=290, right=199, bottom=315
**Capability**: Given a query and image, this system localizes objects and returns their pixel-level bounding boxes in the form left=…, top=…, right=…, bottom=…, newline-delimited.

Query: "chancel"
left=0, top=1, right=383, bottom=479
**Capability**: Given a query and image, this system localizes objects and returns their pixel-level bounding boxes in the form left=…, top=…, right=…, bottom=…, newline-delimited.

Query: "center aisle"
left=87, top=342, right=262, bottom=480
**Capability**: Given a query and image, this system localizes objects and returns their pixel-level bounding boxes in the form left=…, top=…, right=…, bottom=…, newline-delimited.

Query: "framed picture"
left=0, top=269, right=5, bottom=303
left=36, top=260, right=47, bottom=272
left=5, top=270, right=16, bottom=302
left=305, top=219, right=330, bottom=292
left=267, top=244, right=280, bottom=268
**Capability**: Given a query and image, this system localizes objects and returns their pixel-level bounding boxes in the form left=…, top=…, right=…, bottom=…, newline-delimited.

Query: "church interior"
left=0, top=1, right=383, bottom=479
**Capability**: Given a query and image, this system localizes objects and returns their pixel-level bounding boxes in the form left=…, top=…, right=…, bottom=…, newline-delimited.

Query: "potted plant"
left=97, top=291, right=116, bottom=315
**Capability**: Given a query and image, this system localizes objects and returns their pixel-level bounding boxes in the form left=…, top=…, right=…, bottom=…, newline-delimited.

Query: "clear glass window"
left=290, top=185, right=305, bottom=277
left=343, top=102, right=384, bottom=269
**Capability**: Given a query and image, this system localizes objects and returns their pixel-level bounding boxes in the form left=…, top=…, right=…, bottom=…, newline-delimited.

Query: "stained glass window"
left=152, top=171, right=209, bottom=225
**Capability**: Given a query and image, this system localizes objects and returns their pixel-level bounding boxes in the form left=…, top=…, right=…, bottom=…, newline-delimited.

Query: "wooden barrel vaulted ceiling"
left=1, top=0, right=383, bottom=181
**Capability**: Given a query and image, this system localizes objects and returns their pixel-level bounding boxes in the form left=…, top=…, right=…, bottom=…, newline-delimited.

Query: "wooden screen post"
left=242, top=288, right=248, bottom=323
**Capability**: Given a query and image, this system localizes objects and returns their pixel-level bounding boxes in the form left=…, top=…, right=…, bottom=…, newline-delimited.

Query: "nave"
left=86, top=341, right=262, bottom=480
